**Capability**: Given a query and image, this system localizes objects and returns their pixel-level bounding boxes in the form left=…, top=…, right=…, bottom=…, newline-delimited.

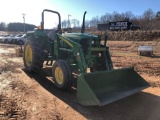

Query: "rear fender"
left=26, top=30, right=51, bottom=55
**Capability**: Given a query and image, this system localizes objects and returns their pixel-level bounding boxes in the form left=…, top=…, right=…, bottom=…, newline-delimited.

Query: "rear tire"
left=52, top=60, right=73, bottom=90
left=23, top=38, right=45, bottom=73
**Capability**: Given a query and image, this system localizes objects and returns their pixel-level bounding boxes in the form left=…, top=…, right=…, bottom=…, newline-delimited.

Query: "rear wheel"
left=52, top=60, right=72, bottom=90
left=23, top=38, right=45, bottom=72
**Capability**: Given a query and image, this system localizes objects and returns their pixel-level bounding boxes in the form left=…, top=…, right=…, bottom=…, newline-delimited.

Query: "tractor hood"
left=62, top=33, right=98, bottom=42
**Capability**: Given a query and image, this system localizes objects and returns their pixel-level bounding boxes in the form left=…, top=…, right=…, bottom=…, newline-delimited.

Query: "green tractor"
left=23, top=9, right=150, bottom=106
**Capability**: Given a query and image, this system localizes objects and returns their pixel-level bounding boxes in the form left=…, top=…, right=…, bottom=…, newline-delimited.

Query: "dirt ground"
left=0, top=40, right=160, bottom=120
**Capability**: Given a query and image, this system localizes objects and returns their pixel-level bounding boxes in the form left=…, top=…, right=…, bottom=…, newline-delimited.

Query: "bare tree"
left=90, top=16, right=100, bottom=27
left=85, top=20, right=90, bottom=28
left=141, top=9, right=155, bottom=30
left=143, top=9, right=155, bottom=20
left=61, top=20, right=68, bottom=28
left=100, top=15, right=108, bottom=23
left=71, top=19, right=80, bottom=28
left=99, top=11, right=134, bottom=23
left=112, top=11, right=122, bottom=21
left=124, top=11, right=134, bottom=21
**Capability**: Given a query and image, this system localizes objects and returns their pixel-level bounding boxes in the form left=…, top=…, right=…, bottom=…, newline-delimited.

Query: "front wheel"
left=52, top=60, right=72, bottom=90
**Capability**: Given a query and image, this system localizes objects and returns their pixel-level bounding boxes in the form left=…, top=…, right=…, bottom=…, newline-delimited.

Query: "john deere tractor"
left=23, top=9, right=149, bottom=106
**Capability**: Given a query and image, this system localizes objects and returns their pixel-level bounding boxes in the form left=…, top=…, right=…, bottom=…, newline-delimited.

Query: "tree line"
left=62, top=9, right=160, bottom=30
left=0, top=22, right=37, bottom=32
left=0, top=9, right=159, bottom=32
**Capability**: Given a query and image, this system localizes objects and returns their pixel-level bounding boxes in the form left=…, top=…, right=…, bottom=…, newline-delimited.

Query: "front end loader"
left=23, top=9, right=150, bottom=106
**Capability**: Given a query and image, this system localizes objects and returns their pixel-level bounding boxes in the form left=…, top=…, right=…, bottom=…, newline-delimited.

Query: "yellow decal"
left=59, top=36, right=73, bottom=47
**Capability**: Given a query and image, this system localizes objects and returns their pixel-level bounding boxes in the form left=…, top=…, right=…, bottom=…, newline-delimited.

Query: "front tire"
left=23, top=38, right=45, bottom=72
left=52, top=60, right=72, bottom=90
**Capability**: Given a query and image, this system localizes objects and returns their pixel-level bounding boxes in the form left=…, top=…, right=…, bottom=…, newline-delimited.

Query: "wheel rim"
left=55, top=67, right=64, bottom=85
left=25, top=44, right=33, bottom=66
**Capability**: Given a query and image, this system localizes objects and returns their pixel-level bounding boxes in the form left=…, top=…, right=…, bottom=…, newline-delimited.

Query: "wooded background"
left=0, top=9, right=160, bottom=32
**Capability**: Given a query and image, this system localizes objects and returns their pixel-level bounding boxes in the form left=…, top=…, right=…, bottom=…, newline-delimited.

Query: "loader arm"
left=56, top=34, right=88, bottom=73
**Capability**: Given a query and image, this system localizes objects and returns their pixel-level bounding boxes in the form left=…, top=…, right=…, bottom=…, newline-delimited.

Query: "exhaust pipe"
left=81, top=11, right=87, bottom=33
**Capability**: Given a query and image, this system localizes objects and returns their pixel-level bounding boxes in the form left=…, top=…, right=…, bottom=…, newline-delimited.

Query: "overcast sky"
left=0, top=0, right=159, bottom=28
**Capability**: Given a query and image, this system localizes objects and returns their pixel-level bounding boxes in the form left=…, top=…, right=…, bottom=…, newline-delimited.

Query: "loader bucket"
left=77, top=67, right=150, bottom=106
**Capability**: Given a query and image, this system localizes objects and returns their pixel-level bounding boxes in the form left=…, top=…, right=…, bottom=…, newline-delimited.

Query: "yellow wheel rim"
left=55, top=67, right=64, bottom=85
left=25, top=44, right=33, bottom=66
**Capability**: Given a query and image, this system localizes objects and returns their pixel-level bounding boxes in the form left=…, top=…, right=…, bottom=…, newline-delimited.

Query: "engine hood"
left=62, top=33, right=98, bottom=42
